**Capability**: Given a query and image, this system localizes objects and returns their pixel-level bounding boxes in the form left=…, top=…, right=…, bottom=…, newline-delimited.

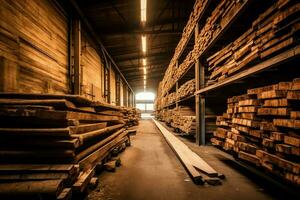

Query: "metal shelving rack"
left=156, top=0, right=300, bottom=145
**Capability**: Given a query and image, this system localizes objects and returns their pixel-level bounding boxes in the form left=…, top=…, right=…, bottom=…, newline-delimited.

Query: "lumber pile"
left=167, top=92, right=177, bottom=106
left=207, top=1, right=300, bottom=84
left=176, top=79, right=196, bottom=100
left=0, top=93, right=131, bottom=199
left=153, top=119, right=224, bottom=185
left=160, top=0, right=209, bottom=97
left=211, top=78, right=300, bottom=186
left=121, top=107, right=141, bottom=127
left=171, top=106, right=196, bottom=135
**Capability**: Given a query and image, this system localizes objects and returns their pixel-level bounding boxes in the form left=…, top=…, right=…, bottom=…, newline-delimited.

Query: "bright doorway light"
left=136, top=92, right=155, bottom=101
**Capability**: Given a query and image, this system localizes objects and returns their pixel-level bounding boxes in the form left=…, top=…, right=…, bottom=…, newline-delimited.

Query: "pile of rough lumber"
left=176, top=79, right=196, bottom=100
left=170, top=106, right=196, bottom=135
left=167, top=92, right=177, bottom=106
left=121, top=107, right=141, bottom=127
left=194, top=0, right=250, bottom=58
left=0, top=93, right=131, bottom=199
left=207, top=1, right=300, bottom=84
left=173, top=0, right=208, bottom=63
left=159, top=0, right=209, bottom=97
left=211, top=78, right=300, bottom=186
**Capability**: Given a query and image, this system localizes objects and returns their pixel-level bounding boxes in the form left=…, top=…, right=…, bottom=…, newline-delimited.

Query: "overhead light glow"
left=144, top=75, right=146, bottom=80
left=141, top=35, right=147, bottom=53
left=142, top=58, right=146, bottom=66
left=144, top=80, right=146, bottom=85
left=143, top=67, right=147, bottom=74
left=141, top=0, right=147, bottom=22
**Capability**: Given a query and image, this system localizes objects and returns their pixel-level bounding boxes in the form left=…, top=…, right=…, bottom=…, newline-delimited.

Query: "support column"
left=195, top=23, right=206, bottom=145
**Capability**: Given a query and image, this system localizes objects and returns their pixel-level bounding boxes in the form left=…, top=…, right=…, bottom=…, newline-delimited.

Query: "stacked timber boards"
left=207, top=0, right=300, bottom=84
left=211, top=78, right=300, bottom=186
left=0, top=93, right=131, bottom=199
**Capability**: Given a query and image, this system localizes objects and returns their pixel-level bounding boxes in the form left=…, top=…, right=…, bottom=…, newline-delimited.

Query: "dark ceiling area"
left=75, top=0, right=195, bottom=93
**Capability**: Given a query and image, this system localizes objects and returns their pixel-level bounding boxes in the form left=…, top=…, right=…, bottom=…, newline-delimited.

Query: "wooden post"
left=72, top=18, right=81, bottom=95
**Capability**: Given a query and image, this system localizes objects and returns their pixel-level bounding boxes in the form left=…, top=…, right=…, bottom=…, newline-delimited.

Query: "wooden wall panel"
left=123, top=85, right=128, bottom=107
left=110, top=68, right=116, bottom=105
left=81, top=32, right=104, bottom=102
left=0, top=0, right=69, bottom=94
left=120, top=80, right=124, bottom=106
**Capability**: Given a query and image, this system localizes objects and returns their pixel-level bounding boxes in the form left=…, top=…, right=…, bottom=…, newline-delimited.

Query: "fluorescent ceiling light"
left=143, top=67, right=147, bottom=74
left=144, top=80, right=146, bottom=85
left=141, top=35, right=146, bottom=53
left=143, top=58, right=146, bottom=66
left=141, top=0, right=147, bottom=22
left=144, top=75, right=146, bottom=80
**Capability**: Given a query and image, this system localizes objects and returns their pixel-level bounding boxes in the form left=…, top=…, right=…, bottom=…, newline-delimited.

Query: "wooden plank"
left=0, top=179, right=64, bottom=197
left=0, top=93, right=92, bottom=106
left=0, top=99, right=76, bottom=109
left=57, top=188, right=72, bottom=200
left=69, top=122, right=107, bottom=134
left=0, top=164, right=77, bottom=174
left=0, top=108, right=121, bottom=122
left=284, top=135, right=300, bottom=147
left=153, top=119, right=218, bottom=178
left=75, top=128, right=126, bottom=162
left=72, top=124, right=124, bottom=144
left=73, top=169, right=94, bottom=193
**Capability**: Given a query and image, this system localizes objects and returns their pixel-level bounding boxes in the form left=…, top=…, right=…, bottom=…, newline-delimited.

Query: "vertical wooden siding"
left=110, top=68, right=116, bottom=105
left=120, top=80, right=124, bottom=106
left=81, top=32, right=104, bottom=102
left=0, top=0, right=69, bottom=93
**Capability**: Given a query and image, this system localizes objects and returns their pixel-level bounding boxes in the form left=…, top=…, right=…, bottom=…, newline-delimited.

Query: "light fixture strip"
left=143, top=67, right=147, bottom=74
left=143, top=58, right=146, bottom=66
left=141, top=0, right=147, bottom=22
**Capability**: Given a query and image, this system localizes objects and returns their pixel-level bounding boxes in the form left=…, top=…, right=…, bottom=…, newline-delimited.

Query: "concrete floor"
left=88, top=119, right=282, bottom=200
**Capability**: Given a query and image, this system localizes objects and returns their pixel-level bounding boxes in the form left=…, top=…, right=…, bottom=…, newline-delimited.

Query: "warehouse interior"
left=0, top=0, right=299, bottom=199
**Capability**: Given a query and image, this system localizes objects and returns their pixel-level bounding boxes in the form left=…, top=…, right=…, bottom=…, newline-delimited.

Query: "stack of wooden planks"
left=176, top=79, right=196, bottom=100
left=159, top=0, right=209, bottom=97
left=0, top=93, right=132, bottom=199
left=211, top=78, right=300, bottom=186
left=167, top=92, right=177, bottom=106
left=171, top=106, right=196, bottom=135
left=207, top=0, right=300, bottom=84
left=121, top=107, right=141, bottom=127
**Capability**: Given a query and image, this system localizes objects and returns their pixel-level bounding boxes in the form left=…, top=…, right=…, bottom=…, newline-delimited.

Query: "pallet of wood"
left=211, top=78, right=300, bottom=186
left=207, top=1, right=300, bottom=85
left=0, top=93, right=132, bottom=199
